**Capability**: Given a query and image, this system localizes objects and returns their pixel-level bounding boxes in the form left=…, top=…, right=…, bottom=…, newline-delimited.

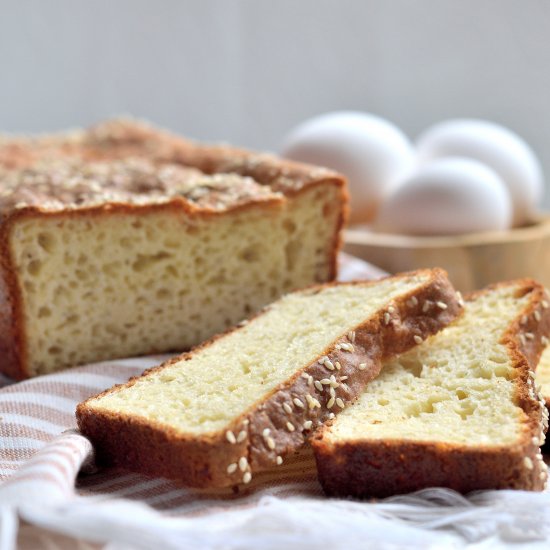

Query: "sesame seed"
left=535, top=310, right=542, bottom=322
left=456, top=291, right=464, bottom=306
left=262, top=428, right=271, bottom=438
left=324, top=359, right=335, bottom=371
left=329, top=375, right=338, bottom=387
left=341, top=376, right=348, bottom=381
left=293, top=397, right=305, bottom=409
left=301, top=373, right=310, bottom=380
left=314, top=381, right=324, bottom=391
left=243, top=419, right=250, bottom=426
left=407, top=296, right=418, bottom=307
left=336, top=398, right=345, bottom=408
left=414, top=335, right=423, bottom=344
left=526, top=332, right=535, bottom=341
left=384, top=312, right=391, bottom=325
left=303, top=420, right=313, bottom=430
left=422, top=301, right=431, bottom=313
left=286, top=422, right=295, bottom=432
left=334, top=344, right=342, bottom=350
left=328, top=413, right=335, bottom=419
left=329, top=387, right=336, bottom=398
left=340, top=343, right=354, bottom=353
left=532, top=436, right=540, bottom=446
left=521, top=315, right=528, bottom=325
left=542, top=336, right=549, bottom=346
left=519, top=334, right=527, bottom=346
left=267, top=437, right=276, bottom=450
left=237, top=430, right=247, bottom=443
left=543, top=300, right=549, bottom=309
left=308, top=375, right=314, bottom=387
left=227, top=463, right=237, bottom=474
left=320, top=378, right=331, bottom=385
left=305, top=395, right=321, bottom=409
left=243, top=472, right=252, bottom=484
left=327, top=397, right=335, bottom=409
left=226, top=431, right=237, bottom=444
left=348, top=331, right=356, bottom=343
left=436, top=301, right=448, bottom=310
left=524, top=457, right=534, bottom=470
left=335, top=361, right=342, bottom=370
left=276, top=456, right=283, bottom=465
left=239, top=457, right=248, bottom=471
left=319, top=356, right=329, bottom=365
left=388, top=306, right=395, bottom=314
left=283, top=403, right=293, bottom=414
left=359, top=363, right=367, bottom=370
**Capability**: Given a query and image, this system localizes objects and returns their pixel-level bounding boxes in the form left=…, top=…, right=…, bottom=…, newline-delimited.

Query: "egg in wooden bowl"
left=282, top=114, right=548, bottom=292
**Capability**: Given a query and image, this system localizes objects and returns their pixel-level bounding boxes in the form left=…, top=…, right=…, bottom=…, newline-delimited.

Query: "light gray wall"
left=1, top=0, right=549, bottom=202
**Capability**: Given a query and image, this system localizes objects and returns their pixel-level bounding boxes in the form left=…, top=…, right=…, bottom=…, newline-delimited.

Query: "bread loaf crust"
left=0, top=119, right=348, bottom=379
left=312, top=280, right=550, bottom=497
left=0, top=216, right=25, bottom=379
left=77, top=268, right=462, bottom=489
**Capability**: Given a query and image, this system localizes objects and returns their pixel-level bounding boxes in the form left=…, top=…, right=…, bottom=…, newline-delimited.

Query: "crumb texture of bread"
left=87, top=274, right=430, bottom=430
left=9, top=183, right=340, bottom=377
left=0, top=119, right=347, bottom=378
left=77, top=269, right=462, bottom=488
left=313, top=281, right=550, bottom=497
left=536, top=344, right=550, bottom=407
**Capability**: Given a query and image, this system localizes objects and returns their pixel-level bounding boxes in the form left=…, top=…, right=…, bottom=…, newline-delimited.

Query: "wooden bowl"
left=344, top=216, right=550, bottom=292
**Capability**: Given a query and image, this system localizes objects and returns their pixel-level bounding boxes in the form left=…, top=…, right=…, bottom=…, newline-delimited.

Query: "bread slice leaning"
left=312, top=280, right=550, bottom=497
left=77, top=268, right=461, bottom=489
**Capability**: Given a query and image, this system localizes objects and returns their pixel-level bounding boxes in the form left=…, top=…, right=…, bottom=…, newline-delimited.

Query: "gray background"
left=1, top=0, right=549, bottom=202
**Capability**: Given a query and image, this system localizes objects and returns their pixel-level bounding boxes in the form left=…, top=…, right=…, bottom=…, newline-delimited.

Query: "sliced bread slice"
left=77, top=268, right=461, bottom=489
left=312, top=280, right=550, bottom=497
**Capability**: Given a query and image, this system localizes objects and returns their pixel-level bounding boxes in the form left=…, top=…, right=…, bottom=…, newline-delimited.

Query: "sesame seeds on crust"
left=0, top=158, right=283, bottom=216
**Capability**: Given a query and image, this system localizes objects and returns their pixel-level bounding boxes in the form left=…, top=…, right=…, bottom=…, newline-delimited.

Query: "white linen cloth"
left=0, top=254, right=549, bottom=550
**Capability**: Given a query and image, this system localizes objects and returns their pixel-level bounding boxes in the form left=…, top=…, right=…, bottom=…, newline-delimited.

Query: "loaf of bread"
left=77, top=269, right=462, bottom=489
left=0, top=119, right=347, bottom=379
left=312, top=280, right=550, bottom=497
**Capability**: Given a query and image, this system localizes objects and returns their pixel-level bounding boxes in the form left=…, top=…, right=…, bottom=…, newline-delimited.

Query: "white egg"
left=375, top=158, right=512, bottom=235
left=416, top=119, right=543, bottom=226
left=281, top=111, right=415, bottom=225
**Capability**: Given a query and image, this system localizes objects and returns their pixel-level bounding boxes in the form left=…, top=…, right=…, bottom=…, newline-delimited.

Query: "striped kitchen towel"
left=1, top=255, right=550, bottom=550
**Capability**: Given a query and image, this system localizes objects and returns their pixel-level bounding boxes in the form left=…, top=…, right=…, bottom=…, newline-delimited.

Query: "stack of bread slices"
left=78, top=272, right=550, bottom=495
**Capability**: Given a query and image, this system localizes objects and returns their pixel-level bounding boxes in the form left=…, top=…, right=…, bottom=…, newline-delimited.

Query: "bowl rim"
left=345, top=213, right=550, bottom=250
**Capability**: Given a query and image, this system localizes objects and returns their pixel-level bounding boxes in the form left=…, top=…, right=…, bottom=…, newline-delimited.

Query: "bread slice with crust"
left=312, top=280, right=550, bottom=497
left=77, top=268, right=461, bottom=489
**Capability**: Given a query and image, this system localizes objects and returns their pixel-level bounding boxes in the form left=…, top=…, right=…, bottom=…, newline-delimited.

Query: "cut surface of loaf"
left=0, top=119, right=347, bottom=379
left=77, top=269, right=462, bottom=489
left=312, top=280, right=550, bottom=497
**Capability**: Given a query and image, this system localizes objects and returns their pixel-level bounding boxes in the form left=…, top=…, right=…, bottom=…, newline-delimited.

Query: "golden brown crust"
left=312, top=279, right=550, bottom=498
left=0, top=117, right=347, bottom=202
left=76, top=268, right=462, bottom=489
